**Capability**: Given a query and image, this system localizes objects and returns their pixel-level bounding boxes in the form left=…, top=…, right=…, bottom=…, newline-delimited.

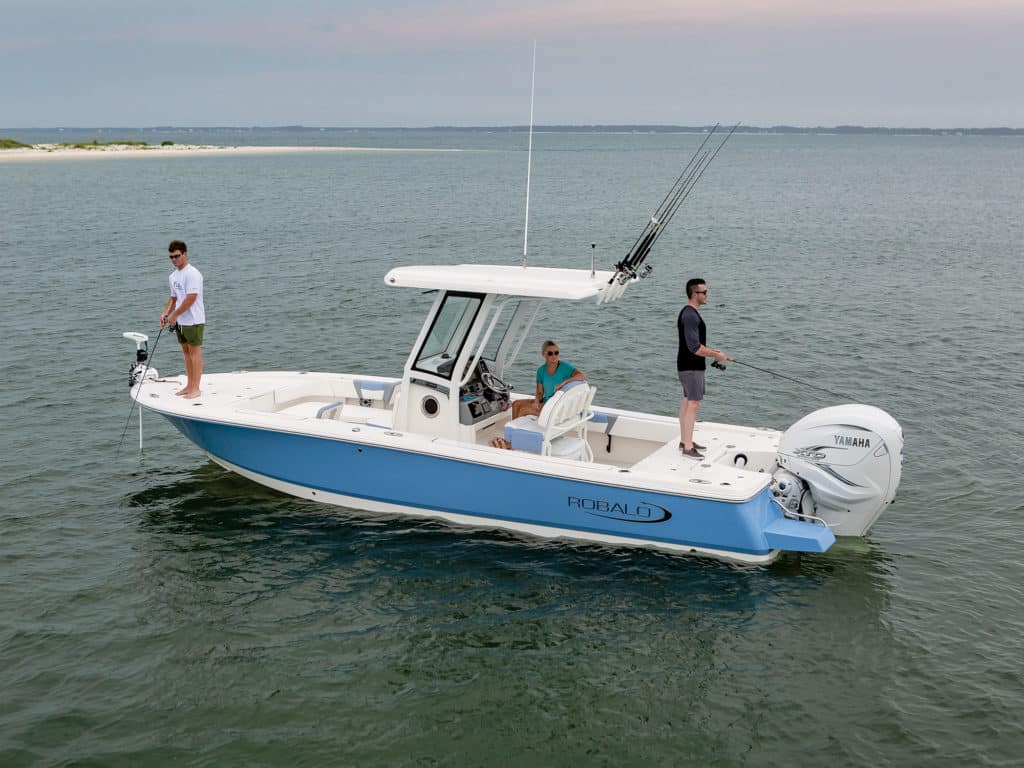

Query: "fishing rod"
left=615, top=125, right=720, bottom=278
left=115, top=325, right=164, bottom=457
left=611, top=122, right=740, bottom=285
left=627, top=122, right=740, bottom=275
left=617, top=151, right=710, bottom=280
left=711, top=357, right=854, bottom=401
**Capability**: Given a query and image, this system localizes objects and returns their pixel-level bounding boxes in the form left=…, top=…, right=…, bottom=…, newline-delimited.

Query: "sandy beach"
left=0, top=144, right=459, bottom=161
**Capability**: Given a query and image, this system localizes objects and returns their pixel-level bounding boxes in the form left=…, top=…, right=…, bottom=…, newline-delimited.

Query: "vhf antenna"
left=522, top=41, right=536, bottom=267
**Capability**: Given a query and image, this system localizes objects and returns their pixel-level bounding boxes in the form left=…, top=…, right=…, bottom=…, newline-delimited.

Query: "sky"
left=2, top=0, right=1022, bottom=128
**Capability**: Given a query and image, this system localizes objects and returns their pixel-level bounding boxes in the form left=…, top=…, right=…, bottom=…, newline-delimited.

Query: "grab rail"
left=770, top=496, right=834, bottom=528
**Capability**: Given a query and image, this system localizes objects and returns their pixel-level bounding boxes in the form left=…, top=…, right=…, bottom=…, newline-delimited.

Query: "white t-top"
left=168, top=263, right=206, bottom=325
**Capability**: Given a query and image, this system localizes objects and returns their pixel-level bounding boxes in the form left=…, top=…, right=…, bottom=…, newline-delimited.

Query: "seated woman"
left=510, top=340, right=586, bottom=419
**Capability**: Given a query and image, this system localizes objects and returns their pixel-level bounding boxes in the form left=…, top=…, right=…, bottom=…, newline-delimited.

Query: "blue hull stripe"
left=163, top=414, right=833, bottom=556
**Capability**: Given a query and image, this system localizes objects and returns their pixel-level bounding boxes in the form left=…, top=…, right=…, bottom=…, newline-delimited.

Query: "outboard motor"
left=775, top=404, right=903, bottom=537
left=124, top=332, right=159, bottom=388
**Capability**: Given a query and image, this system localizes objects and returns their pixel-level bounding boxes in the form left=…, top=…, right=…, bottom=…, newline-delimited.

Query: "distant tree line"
left=300, top=124, right=1024, bottom=136
left=465, top=124, right=1024, bottom=136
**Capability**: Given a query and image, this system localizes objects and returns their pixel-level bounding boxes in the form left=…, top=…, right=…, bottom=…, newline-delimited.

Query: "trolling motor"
left=123, top=331, right=159, bottom=387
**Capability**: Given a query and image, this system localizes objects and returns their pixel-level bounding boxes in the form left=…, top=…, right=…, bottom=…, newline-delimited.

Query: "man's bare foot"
left=184, top=390, right=202, bottom=399
left=175, top=387, right=188, bottom=396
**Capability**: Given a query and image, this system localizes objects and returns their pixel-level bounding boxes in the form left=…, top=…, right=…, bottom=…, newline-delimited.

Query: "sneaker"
left=680, top=446, right=704, bottom=459
left=678, top=441, right=706, bottom=451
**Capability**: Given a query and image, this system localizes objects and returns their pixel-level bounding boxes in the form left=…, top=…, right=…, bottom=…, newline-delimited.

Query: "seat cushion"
left=504, top=415, right=588, bottom=459
left=504, top=415, right=543, bottom=452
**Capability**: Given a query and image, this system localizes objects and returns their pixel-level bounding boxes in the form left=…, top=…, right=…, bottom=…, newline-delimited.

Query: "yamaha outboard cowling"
left=775, top=404, right=903, bottom=537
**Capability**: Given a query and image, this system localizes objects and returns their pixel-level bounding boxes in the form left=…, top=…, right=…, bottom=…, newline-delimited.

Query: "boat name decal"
left=568, top=496, right=672, bottom=523
left=832, top=434, right=870, bottom=448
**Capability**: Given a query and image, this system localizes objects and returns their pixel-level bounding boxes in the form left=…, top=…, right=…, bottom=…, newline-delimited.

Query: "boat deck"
left=136, top=371, right=779, bottom=501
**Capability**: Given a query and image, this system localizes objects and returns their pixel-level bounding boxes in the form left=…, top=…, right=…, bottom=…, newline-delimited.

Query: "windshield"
left=478, top=299, right=521, bottom=364
left=413, top=293, right=482, bottom=379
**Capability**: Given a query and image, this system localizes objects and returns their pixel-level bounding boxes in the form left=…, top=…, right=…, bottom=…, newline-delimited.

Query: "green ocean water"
left=1, top=130, right=1022, bottom=766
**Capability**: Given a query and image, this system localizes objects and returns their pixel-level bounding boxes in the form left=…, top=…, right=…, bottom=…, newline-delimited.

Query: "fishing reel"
left=609, top=263, right=652, bottom=287
left=711, top=360, right=727, bottom=371
left=610, top=261, right=651, bottom=285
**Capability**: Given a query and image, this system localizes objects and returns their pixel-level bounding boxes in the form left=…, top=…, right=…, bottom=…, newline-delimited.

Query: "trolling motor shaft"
left=116, top=328, right=166, bottom=457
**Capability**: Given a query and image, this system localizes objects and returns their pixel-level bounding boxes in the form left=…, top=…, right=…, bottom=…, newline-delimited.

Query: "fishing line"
left=115, top=325, right=164, bottom=457
left=715, top=358, right=854, bottom=401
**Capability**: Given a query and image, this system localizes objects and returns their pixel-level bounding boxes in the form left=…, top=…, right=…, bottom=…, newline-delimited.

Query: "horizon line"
left=2, top=123, right=1023, bottom=133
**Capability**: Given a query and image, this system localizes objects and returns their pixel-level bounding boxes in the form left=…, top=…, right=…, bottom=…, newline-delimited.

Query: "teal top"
left=536, top=361, right=578, bottom=402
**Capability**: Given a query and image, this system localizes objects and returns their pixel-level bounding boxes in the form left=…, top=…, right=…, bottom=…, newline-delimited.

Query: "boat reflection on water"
left=125, top=460, right=894, bottom=617
left=123, top=462, right=896, bottom=763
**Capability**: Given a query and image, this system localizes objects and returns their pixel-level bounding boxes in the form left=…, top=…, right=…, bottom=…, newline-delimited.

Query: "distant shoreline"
left=0, top=144, right=464, bottom=162
left=3, top=125, right=1019, bottom=162
left=3, top=124, right=1022, bottom=136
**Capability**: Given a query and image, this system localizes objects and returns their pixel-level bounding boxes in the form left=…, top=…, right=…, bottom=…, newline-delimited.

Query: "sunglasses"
left=168, top=253, right=184, bottom=259
left=546, top=350, right=560, bottom=356
left=693, top=289, right=707, bottom=294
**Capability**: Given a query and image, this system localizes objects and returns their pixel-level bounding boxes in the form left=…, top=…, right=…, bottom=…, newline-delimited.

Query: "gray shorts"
left=677, top=370, right=705, bottom=401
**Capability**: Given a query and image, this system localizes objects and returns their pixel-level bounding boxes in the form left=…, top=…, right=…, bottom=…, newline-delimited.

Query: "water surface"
left=1, top=130, right=1022, bottom=766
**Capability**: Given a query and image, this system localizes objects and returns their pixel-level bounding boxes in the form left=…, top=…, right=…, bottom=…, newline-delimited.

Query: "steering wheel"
left=480, top=370, right=510, bottom=396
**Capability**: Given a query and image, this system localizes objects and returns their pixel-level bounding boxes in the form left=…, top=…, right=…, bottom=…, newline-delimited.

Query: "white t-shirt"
left=168, top=263, right=206, bottom=325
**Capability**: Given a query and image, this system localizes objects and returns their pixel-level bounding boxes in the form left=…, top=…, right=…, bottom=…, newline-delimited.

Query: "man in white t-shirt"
left=159, top=240, right=206, bottom=398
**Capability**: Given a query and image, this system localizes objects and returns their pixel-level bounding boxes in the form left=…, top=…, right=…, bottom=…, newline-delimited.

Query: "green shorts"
left=175, top=323, right=205, bottom=346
